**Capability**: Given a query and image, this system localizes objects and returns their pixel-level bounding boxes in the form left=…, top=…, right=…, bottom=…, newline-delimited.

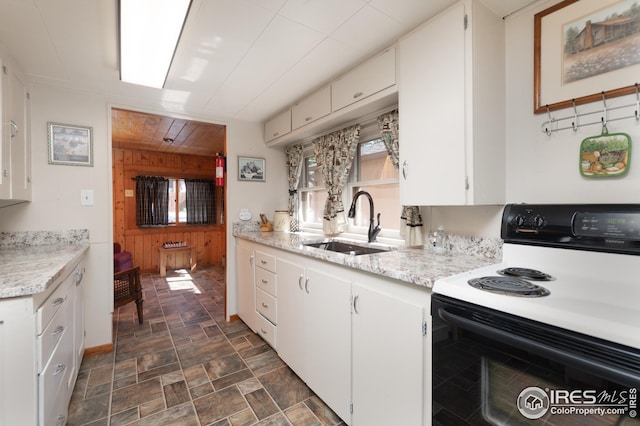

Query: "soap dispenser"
left=433, top=226, right=447, bottom=253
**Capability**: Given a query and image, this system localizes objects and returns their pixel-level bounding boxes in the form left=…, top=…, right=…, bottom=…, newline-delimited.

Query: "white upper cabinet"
left=292, top=85, right=331, bottom=130
left=398, top=0, right=505, bottom=206
left=264, top=108, right=291, bottom=143
left=331, top=47, right=396, bottom=112
left=0, top=54, right=32, bottom=207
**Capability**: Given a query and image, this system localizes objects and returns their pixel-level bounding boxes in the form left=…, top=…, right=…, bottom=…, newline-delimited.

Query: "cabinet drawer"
left=255, top=250, right=276, bottom=273
left=36, top=276, right=73, bottom=335
left=37, top=293, right=72, bottom=373
left=256, top=267, right=277, bottom=296
left=264, top=109, right=291, bottom=142
left=256, top=288, right=277, bottom=325
left=255, top=312, right=277, bottom=348
left=331, top=47, right=396, bottom=111
left=39, top=326, right=73, bottom=426
left=292, top=86, right=331, bottom=130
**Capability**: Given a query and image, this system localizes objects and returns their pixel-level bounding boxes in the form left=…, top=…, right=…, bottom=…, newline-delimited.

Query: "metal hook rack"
left=541, top=83, right=640, bottom=135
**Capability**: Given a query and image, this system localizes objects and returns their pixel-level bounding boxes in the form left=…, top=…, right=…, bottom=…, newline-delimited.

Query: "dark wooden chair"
left=114, top=266, right=144, bottom=324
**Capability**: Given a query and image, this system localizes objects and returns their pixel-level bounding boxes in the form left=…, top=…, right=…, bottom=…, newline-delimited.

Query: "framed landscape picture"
left=238, top=156, right=265, bottom=182
left=534, top=0, right=640, bottom=113
left=47, top=122, right=93, bottom=166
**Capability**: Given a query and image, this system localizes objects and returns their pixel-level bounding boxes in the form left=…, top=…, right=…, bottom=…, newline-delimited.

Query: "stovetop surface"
left=433, top=244, right=640, bottom=350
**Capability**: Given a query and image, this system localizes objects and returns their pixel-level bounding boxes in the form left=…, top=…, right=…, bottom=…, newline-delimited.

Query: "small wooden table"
left=157, top=246, right=197, bottom=277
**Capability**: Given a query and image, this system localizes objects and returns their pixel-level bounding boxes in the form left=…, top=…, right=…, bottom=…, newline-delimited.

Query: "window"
left=298, top=115, right=400, bottom=237
left=168, top=179, right=187, bottom=223
left=349, top=138, right=400, bottom=232
left=135, top=176, right=217, bottom=226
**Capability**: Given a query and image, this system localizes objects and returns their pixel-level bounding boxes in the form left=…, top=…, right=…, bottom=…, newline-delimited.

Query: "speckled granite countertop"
left=234, top=226, right=502, bottom=289
left=0, top=230, right=90, bottom=299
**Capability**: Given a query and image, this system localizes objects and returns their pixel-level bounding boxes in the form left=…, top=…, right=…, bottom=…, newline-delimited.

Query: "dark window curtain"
left=185, top=179, right=216, bottom=224
left=135, top=176, right=169, bottom=226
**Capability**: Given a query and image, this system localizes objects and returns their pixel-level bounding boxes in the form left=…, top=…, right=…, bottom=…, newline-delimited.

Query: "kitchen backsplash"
left=233, top=222, right=502, bottom=260
left=0, top=229, right=89, bottom=247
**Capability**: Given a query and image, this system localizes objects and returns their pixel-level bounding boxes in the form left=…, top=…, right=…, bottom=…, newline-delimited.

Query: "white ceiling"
left=0, top=0, right=536, bottom=123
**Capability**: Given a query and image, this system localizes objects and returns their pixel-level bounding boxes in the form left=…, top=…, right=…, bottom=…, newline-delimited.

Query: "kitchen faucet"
left=348, top=190, right=381, bottom=243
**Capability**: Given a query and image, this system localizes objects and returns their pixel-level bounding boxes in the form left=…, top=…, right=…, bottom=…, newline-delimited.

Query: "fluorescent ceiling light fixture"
left=119, top=0, right=191, bottom=88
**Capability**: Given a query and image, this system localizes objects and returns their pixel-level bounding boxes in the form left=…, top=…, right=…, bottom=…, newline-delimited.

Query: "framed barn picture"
left=534, top=0, right=640, bottom=113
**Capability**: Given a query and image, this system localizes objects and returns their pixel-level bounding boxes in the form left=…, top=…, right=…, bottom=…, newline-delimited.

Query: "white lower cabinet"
left=236, top=240, right=256, bottom=332
left=352, top=279, right=428, bottom=425
left=0, top=254, right=85, bottom=426
left=277, top=255, right=352, bottom=423
left=234, top=239, right=431, bottom=425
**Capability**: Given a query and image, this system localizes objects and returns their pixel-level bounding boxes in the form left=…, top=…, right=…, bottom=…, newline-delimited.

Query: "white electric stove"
left=431, top=204, right=640, bottom=424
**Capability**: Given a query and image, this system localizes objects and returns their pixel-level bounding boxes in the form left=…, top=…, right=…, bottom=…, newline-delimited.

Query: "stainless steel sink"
left=302, top=239, right=391, bottom=255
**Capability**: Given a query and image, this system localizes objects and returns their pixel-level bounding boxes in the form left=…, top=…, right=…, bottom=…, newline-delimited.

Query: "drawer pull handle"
left=298, top=275, right=304, bottom=290
left=53, top=363, right=66, bottom=376
left=305, top=277, right=310, bottom=294
left=75, top=269, right=84, bottom=285
left=52, top=325, right=65, bottom=336
left=353, top=295, right=360, bottom=314
left=261, top=279, right=268, bottom=284
left=261, top=302, right=268, bottom=308
left=353, top=91, right=363, bottom=99
left=260, top=260, right=267, bottom=264
left=305, top=116, right=312, bottom=122
left=261, top=328, right=267, bottom=334
left=273, top=132, right=279, bottom=138
left=402, top=160, right=408, bottom=179
left=52, top=297, right=65, bottom=307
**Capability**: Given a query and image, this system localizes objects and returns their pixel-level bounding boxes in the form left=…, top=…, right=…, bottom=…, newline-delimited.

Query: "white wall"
left=0, top=77, right=287, bottom=346
left=225, top=122, right=288, bottom=320
left=0, top=83, right=113, bottom=348
left=504, top=0, right=640, bottom=203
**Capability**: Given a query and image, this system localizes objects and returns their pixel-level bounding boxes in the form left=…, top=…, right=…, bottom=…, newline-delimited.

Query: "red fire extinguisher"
left=215, top=154, right=225, bottom=187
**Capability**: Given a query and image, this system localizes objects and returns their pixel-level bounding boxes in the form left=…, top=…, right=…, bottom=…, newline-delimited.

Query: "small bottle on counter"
left=432, top=226, right=447, bottom=253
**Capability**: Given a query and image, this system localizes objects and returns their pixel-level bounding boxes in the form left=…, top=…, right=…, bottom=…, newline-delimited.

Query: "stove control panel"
left=574, top=212, right=640, bottom=240
left=501, top=204, right=640, bottom=254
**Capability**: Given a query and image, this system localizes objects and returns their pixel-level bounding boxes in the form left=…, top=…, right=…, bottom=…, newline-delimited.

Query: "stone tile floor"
left=67, top=265, right=345, bottom=426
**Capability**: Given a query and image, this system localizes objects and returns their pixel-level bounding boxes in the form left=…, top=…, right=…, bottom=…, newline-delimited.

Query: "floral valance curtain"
left=313, top=125, right=361, bottom=234
left=377, top=110, right=424, bottom=246
left=285, top=144, right=304, bottom=232
left=135, top=176, right=169, bottom=226
left=185, top=179, right=216, bottom=224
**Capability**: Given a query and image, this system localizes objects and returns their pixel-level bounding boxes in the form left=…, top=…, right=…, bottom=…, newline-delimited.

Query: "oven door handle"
left=436, top=305, right=640, bottom=387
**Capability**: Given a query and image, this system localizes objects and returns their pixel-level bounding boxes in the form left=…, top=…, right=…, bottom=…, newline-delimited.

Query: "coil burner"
left=468, top=276, right=550, bottom=297
left=497, top=267, right=553, bottom=281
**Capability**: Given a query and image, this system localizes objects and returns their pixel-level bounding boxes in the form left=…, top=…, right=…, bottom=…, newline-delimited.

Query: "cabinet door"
left=292, top=86, right=331, bottom=130
left=351, top=282, right=425, bottom=425
left=264, top=109, right=291, bottom=142
left=0, top=58, right=9, bottom=199
left=236, top=243, right=256, bottom=332
left=331, top=48, right=396, bottom=112
left=304, top=266, right=351, bottom=423
left=398, top=2, right=466, bottom=205
left=9, top=71, right=30, bottom=201
left=276, top=258, right=305, bottom=376
left=73, top=266, right=85, bottom=380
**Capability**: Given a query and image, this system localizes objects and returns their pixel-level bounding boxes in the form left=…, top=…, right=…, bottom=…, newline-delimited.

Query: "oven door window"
left=431, top=295, right=640, bottom=425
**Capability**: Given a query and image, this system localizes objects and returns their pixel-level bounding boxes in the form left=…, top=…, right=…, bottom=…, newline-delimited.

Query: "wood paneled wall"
left=113, top=148, right=226, bottom=273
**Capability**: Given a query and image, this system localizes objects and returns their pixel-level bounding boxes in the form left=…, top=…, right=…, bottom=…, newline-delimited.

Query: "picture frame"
left=238, top=156, right=265, bottom=182
left=47, top=122, right=93, bottom=166
left=534, top=0, right=640, bottom=114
